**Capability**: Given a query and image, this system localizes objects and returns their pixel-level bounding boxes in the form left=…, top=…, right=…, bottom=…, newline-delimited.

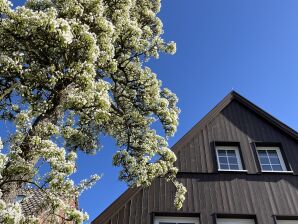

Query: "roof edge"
left=171, top=91, right=234, bottom=151
left=172, top=91, right=297, bottom=152
left=91, top=91, right=298, bottom=223
left=231, top=91, right=298, bottom=140
left=91, top=187, right=141, bottom=224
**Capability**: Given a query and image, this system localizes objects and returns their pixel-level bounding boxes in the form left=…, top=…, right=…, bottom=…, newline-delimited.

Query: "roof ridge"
left=91, top=91, right=298, bottom=223
left=172, top=91, right=297, bottom=152
left=232, top=91, right=298, bottom=138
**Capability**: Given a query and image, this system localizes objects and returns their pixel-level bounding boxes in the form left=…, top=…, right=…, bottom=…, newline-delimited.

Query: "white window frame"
left=276, top=221, right=298, bottom=224
left=256, top=146, right=288, bottom=172
left=215, top=146, right=245, bottom=172
left=217, top=218, right=255, bottom=224
left=154, top=216, right=199, bottom=224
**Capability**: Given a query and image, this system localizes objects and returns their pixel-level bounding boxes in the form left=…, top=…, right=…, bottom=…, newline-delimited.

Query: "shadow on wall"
left=220, top=100, right=298, bottom=173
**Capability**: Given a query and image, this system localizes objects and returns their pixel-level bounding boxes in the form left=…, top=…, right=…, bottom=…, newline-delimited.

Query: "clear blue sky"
left=9, top=0, right=298, bottom=222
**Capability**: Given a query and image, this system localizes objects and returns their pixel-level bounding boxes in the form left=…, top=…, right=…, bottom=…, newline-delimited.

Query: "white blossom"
left=0, top=0, right=185, bottom=223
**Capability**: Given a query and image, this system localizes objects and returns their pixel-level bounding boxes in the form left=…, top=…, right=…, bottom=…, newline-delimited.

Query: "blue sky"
left=9, top=0, right=298, bottom=222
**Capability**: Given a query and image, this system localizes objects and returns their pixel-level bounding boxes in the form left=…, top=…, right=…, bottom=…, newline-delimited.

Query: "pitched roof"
left=172, top=91, right=298, bottom=151
left=19, top=188, right=78, bottom=219
left=92, top=91, right=298, bottom=223
left=18, top=188, right=46, bottom=216
left=91, top=187, right=141, bottom=224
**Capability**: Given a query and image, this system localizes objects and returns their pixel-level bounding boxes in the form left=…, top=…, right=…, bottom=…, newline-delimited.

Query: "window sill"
left=261, top=170, right=294, bottom=174
left=218, top=169, right=248, bottom=173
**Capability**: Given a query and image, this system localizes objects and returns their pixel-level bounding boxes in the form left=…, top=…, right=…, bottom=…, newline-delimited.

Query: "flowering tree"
left=0, top=0, right=186, bottom=223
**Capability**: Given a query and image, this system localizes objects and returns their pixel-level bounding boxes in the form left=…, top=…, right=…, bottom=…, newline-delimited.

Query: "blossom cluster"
left=0, top=0, right=186, bottom=222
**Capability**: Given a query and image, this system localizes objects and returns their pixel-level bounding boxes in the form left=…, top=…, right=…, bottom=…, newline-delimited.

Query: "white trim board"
left=154, top=216, right=199, bottom=224
left=217, top=218, right=255, bottom=224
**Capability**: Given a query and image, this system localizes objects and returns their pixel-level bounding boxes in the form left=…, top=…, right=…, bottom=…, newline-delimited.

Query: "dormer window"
left=256, top=146, right=287, bottom=172
left=216, top=145, right=244, bottom=171
left=15, top=194, right=26, bottom=203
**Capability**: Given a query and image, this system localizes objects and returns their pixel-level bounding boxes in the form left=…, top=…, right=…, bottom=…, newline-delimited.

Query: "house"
left=18, top=189, right=77, bottom=223
left=92, top=91, right=298, bottom=224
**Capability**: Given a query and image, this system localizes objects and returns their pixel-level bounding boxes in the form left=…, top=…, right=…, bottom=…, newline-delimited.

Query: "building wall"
left=96, top=173, right=298, bottom=224
left=92, top=100, right=298, bottom=224
left=174, top=101, right=298, bottom=174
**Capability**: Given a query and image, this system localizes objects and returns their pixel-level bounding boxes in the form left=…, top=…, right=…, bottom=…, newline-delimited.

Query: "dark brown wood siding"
left=174, top=101, right=298, bottom=174
left=92, top=173, right=298, bottom=224
left=92, top=95, right=298, bottom=224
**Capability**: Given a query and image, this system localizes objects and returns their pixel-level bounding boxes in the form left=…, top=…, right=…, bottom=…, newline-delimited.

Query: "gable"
left=173, top=92, right=298, bottom=174
left=91, top=91, right=298, bottom=224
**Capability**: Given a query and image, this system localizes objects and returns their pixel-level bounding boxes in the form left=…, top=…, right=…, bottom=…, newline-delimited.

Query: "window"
left=217, top=218, right=255, bottom=224
left=216, top=146, right=243, bottom=171
left=154, top=216, right=199, bottom=224
left=256, top=146, right=287, bottom=172
left=276, top=221, right=298, bottom=224
left=15, top=194, right=26, bottom=203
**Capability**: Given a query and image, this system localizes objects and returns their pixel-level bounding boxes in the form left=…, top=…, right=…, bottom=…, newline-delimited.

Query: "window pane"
left=216, top=147, right=242, bottom=171
left=258, top=150, right=267, bottom=156
left=155, top=217, right=199, bottom=224
left=229, top=164, right=240, bottom=170
left=159, top=222, right=176, bottom=224
left=271, top=165, right=283, bottom=171
left=219, top=156, right=228, bottom=163
left=217, top=150, right=226, bottom=156
left=267, top=150, right=278, bottom=157
left=227, top=150, right=236, bottom=156
left=261, top=165, right=272, bottom=171
left=276, top=220, right=298, bottom=224
left=257, top=147, right=286, bottom=172
left=260, top=157, right=270, bottom=164
left=228, top=157, right=238, bottom=164
left=220, top=164, right=229, bottom=170
left=16, top=195, right=26, bottom=203
left=269, top=157, right=280, bottom=165
left=217, top=218, right=255, bottom=224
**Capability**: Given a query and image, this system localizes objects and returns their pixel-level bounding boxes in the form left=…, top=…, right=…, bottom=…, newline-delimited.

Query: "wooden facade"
left=92, top=91, right=298, bottom=224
